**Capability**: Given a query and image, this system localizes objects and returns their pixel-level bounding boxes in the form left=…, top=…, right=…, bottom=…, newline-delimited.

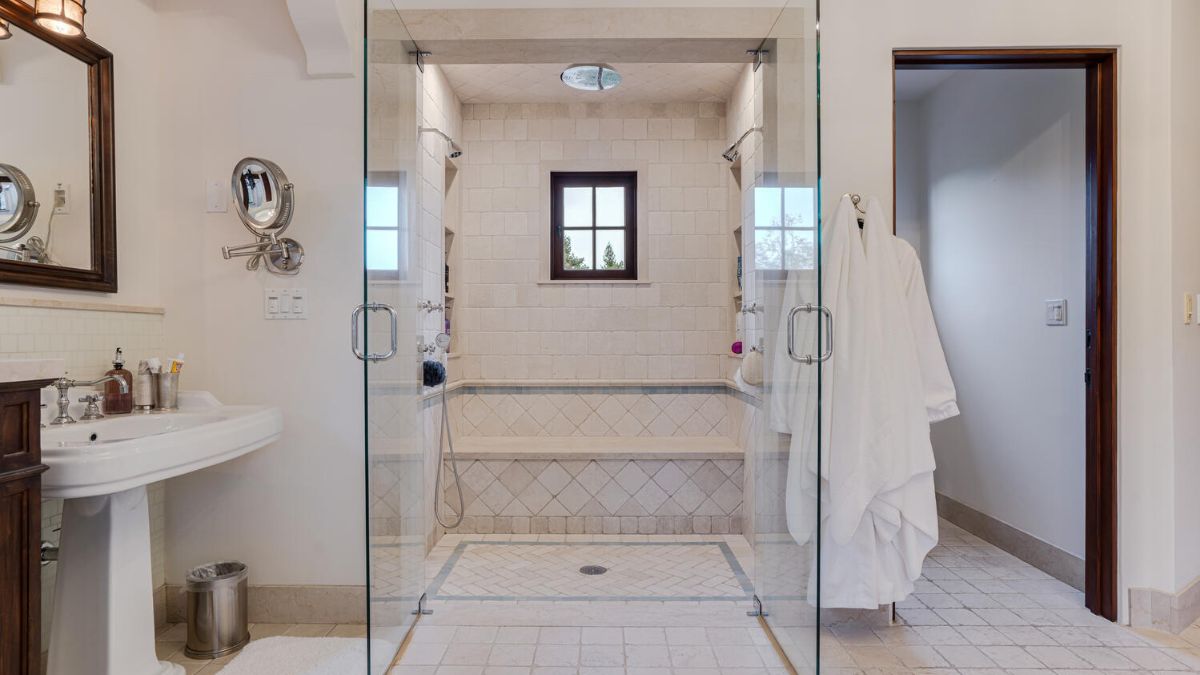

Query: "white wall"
left=155, top=0, right=368, bottom=588
left=1169, top=0, right=1200, bottom=593
left=897, top=69, right=1088, bottom=558
left=820, top=0, right=1188, bottom=617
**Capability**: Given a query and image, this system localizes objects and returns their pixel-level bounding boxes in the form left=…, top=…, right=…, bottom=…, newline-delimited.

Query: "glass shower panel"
left=364, top=6, right=422, bottom=673
left=750, top=1, right=821, bottom=673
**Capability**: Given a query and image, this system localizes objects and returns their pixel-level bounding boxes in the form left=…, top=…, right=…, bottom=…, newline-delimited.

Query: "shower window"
left=366, top=171, right=407, bottom=280
left=550, top=171, right=637, bottom=280
left=754, top=186, right=816, bottom=272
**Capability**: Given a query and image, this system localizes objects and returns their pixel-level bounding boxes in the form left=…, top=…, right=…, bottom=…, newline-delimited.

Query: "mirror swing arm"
left=220, top=157, right=304, bottom=275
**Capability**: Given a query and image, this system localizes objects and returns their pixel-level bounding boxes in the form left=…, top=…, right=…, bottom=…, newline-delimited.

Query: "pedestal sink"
left=42, top=391, right=282, bottom=675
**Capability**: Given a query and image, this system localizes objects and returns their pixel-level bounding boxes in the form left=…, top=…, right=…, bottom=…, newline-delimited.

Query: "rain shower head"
left=420, top=126, right=464, bottom=159
left=723, top=126, right=763, bottom=163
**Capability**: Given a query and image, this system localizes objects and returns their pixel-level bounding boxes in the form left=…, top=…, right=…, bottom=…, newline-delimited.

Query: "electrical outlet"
left=206, top=179, right=228, bottom=213
left=53, top=183, right=70, bottom=215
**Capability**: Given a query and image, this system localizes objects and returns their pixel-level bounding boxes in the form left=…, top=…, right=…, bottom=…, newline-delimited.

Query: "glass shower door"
left=362, top=6, right=422, bottom=673
left=749, top=1, right=822, bottom=673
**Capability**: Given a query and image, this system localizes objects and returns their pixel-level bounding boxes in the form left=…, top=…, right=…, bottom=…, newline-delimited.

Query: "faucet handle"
left=78, top=394, right=105, bottom=421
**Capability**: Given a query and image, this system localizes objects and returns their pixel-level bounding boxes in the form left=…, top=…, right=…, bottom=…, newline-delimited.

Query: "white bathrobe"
left=780, top=195, right=958, bottom=608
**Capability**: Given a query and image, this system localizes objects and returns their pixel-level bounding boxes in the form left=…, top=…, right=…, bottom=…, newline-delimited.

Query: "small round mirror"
left=0, top=164, right=38, bottom=244
left=231, top=157, right=293, bottom=235
left=435, top=333, right=452, bottom=350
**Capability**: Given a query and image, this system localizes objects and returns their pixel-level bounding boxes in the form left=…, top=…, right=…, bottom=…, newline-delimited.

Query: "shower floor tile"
left=428, top=539, right=753, bottom=601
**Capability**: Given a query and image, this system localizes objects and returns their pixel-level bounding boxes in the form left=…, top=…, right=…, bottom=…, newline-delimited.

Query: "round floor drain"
left=579, top=565, right=608, bottom=575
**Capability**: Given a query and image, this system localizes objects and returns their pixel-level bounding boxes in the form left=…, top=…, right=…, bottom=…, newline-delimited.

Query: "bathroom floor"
left=159, top=523, right=1200, bottom=674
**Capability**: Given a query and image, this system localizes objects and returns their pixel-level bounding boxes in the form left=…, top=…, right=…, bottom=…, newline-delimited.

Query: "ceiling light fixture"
left=34, top=0, right=86, bottom=38
left=561, top=63, right=621, bottom=92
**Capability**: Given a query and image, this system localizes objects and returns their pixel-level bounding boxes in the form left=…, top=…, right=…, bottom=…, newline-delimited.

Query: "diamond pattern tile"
left=453, top=391, right=730, bottom=438
left=445, top=458, right=743, bottom=534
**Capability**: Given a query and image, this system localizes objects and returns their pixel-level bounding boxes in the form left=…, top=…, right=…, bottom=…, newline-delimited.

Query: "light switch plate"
left=206, top=179, right=228, bottom=213
left=1045, top=299, right=1068, bottom=326
left=264, top=287, right=306, bottom=320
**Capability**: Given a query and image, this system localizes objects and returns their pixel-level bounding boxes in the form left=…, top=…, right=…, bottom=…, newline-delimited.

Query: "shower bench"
left=440, top=436, right=744, bottom=535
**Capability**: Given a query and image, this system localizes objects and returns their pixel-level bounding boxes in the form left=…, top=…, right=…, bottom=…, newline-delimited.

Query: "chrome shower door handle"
left=786, top=303, right=834, bottom=365
left=351, top=302, right=399, bottom=362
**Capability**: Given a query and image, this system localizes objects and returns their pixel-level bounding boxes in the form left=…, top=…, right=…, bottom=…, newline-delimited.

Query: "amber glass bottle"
left=104, top=347, right=134, bottom=414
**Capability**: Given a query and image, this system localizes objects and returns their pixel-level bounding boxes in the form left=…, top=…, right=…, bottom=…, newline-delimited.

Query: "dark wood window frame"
left=894, top=48, right=1118, bottom=621
left=550, top=171, right=637, bottom=281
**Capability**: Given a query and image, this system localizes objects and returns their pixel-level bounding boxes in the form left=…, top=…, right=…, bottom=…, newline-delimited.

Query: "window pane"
left=754, top=187, right=782, bottom=229
left=563, top=187, right=593, bottom=228
left=784, top=230, right=815, bottom=270
left=366, top=186, right=400, bottom=230
left=366, top=229, right=399, bottom=271
left=784, top=187, right=815, bottom=230
left=755, top=229, right=782, bottom=270
left=563, top=230, right=594, bottom=270
left=596, top=230, right=626, bottom=270
left=595, top=187, right=625, bottom=228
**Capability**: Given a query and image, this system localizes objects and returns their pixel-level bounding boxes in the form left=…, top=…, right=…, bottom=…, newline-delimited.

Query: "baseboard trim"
left=1130, top=574, right=1200, bottom=634
left=936, top=493, right=1084, bottom=591
left=164, top=584, right=366, bottom=625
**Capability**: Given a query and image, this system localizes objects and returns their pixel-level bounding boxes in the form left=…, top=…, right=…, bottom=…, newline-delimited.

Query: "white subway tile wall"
left=453, top=101, right=735, bottom=382
left=0, top=304, right=167, bottom=640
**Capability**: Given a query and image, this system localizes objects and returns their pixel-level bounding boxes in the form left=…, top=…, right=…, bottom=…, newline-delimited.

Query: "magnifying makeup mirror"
left=0, top=164, right=39, bottom=244
left=435, top=333, right=452, bottom=350
left=221, top=157, right=304, bottom=275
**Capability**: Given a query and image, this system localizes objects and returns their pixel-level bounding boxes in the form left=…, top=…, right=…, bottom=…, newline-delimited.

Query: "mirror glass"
left=233, top=158, right=293, bottom=234
left=0, top=24, right=93, bottom=268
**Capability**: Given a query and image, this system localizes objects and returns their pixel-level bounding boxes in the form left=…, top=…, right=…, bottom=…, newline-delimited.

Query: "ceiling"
left=440, top=62, right=746, bottom=104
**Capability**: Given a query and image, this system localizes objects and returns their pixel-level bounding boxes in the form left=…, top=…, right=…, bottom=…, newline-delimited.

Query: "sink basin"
left=42, top=391, right=282, bottom=499
left=44, top=391, right=282, bottom=675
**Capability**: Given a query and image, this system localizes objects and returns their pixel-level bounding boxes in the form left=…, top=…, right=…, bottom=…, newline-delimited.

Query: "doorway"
left=892, top=49, right=1118, bottom=621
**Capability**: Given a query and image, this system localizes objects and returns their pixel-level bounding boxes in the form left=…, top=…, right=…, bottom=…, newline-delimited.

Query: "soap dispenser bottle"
left=104, top=347, right=134, bottom=414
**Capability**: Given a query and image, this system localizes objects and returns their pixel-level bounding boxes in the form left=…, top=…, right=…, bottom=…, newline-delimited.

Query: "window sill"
left=537, top=279, right=650, bottom=286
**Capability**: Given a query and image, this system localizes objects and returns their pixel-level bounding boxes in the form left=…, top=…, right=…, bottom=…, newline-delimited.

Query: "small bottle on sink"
left=104, top=347, right=134, bottom=415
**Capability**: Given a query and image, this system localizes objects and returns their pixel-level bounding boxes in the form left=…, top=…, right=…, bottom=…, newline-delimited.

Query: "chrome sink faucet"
left=46, top=375, right=129, bottom=425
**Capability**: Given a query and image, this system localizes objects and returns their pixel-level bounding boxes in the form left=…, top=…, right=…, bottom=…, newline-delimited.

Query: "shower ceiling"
left=440, top=62, right=746, bottom=104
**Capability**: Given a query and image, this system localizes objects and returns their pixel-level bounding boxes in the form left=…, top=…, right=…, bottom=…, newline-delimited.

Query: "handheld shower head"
left=420, top=126, right=464, bottom=160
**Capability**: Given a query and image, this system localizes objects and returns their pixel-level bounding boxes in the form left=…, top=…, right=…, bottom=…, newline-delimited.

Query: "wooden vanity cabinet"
left=0, top=380, right=51, bottom=675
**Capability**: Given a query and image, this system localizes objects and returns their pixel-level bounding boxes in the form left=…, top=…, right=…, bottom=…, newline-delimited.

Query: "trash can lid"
left=186, top=561, right=247, bottom=587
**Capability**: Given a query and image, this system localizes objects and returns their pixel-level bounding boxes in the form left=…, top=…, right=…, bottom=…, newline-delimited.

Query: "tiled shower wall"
left=0, top=303, right=167, bottom=641
left=448, top=386, right=740, bottom=438
left=433, top=384, right=763, bottom=536
left=452, top=101, right=735, bottom=382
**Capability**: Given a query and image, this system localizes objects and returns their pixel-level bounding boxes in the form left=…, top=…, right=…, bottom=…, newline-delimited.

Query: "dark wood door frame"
left=892, top=48, right=1118, bottom=621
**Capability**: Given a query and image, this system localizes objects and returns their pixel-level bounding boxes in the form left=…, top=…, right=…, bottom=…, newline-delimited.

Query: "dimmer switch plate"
left=1045, top=299, right=1068, bottom=326
left=265, top=288, right=307, bottom=320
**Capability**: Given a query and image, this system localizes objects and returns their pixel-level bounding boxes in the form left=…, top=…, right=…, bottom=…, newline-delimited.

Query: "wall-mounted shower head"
left=419, top=126, right=464, bottom=159
left=723, top=126, right=763, bottom=163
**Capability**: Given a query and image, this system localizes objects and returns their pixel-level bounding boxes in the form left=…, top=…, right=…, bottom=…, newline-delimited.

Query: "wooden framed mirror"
left=0, top=0, right=115, bottom=292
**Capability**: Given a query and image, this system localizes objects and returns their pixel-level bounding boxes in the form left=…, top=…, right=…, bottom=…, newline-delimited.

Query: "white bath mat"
left=218, top=636, right=397, bottom=675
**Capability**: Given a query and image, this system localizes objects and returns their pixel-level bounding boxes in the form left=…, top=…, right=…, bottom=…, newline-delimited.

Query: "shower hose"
left=434, top=378, right=465, bottom=529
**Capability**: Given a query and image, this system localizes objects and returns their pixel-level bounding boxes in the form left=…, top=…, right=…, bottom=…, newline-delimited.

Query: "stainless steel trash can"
left=184, top=561, right=249, bottom=659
